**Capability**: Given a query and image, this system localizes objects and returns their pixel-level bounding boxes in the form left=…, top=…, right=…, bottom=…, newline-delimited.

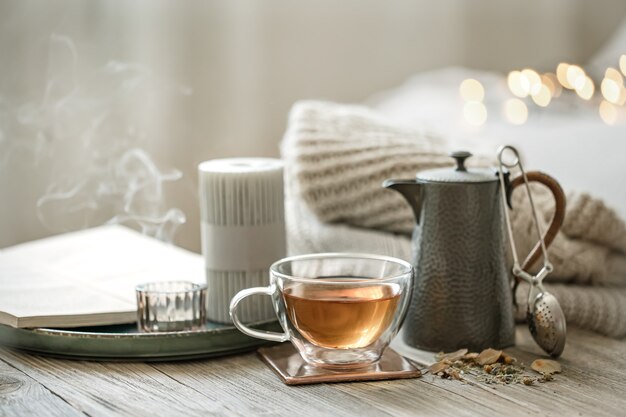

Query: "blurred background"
left=1, top=0, right=626, bottom=252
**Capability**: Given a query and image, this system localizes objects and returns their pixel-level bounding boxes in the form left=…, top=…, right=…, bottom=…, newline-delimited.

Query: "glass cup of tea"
left=229, top=253, right=413, bottom=368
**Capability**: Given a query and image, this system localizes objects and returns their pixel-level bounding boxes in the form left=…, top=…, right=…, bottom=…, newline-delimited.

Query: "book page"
left=0, top=225, right=204, bottom=328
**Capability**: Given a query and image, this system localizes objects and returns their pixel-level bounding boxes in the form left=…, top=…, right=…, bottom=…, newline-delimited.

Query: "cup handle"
left=508, top=171, right=566, bottom=271
left=229, top=286, right=289, bottom=342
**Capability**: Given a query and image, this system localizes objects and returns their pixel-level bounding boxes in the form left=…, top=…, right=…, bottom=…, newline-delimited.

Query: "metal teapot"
left=384, top=150, right=566, bottom=352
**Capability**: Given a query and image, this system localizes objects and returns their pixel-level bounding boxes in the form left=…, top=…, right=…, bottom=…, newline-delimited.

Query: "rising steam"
left=1, top=34, right=191, bottom=243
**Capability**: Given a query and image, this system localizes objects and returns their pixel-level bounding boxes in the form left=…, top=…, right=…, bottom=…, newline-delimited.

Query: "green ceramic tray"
left=0, top=320, right=281, bottom=361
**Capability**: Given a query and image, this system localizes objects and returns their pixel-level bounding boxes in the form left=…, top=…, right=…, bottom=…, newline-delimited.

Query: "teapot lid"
left=416, top=151, right=497, bottom=183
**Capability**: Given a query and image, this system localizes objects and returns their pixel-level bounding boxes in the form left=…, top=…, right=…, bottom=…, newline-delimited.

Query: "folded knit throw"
left=282, top=100, right=626, bottom=338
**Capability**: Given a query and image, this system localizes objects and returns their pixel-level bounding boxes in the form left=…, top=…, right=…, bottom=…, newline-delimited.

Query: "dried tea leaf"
left=446, top=368, right=463, bottom=381
left=438, top=348, right=468, bottom=362
left=531, top=359, right=561, bottom=375
left=477, top=348, right=502, bottom=365
left=431, top=349, right=542, bottom=387
left=502, top=365, right=520, bottom=375
left=429, top=361, right=450, bottom=374
left=502, top=354, right=516, bottom=365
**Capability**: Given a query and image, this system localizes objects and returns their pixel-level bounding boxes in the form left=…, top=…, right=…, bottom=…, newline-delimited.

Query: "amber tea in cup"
left=283, top=281, right=400, bottom=349
left=230, top=253, right=412, bottom=368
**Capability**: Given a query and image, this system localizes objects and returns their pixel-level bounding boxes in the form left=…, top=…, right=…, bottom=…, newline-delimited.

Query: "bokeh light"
left=575, top=76, right=594, bottom=100
left=463, top=101, right=487, bottom=126
left=566, top=65, right=586, bottom=90
left=521, top=69, right=542, bottom=95
left=503, top=98, right=528, bottom=125
left=507, top=71, right=528, bottom=97
left=599, top=100, right=618, bottom=125
left=532, top=84, right=551, bottom=107
left=620, top=55, right=626, bottom=77
left=601, top=77, right=622, bottom=103
left=459, top=79, right=485, bottom=102
left=556, top=63, right=572, bottom=89
left=605, top=67, right=623, bottom=83
left=542, top=73, right=562, bottom=98
left=619, top=89, right=626, bottom=106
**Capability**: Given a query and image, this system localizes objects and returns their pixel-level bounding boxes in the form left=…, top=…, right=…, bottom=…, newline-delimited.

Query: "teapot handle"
left=508, top=171, right=566, bottom=271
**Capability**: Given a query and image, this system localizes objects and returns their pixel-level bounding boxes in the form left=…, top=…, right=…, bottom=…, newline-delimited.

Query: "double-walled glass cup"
left=230, top=253, right=413, bottom=368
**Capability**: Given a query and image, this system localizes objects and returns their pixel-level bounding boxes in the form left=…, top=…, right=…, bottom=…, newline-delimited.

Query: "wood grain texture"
left=0, top=352, right=238, bottom=416
left=383, top=326, right=626, bottom=417
left=0, top=325, right=624, bottom=417
left=0, top=358, right=85, bottom=417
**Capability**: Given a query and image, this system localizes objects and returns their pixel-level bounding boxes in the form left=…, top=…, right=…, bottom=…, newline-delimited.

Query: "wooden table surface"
left=0, top=325, right=624, bottom=417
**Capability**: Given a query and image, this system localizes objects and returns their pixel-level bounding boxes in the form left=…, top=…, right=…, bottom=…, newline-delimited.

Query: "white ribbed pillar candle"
left=198, top=158, right=286, bottom=323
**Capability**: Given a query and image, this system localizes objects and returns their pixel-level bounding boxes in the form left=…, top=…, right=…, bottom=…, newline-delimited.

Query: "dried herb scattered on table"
left=428, top=348, right=562, bottom=386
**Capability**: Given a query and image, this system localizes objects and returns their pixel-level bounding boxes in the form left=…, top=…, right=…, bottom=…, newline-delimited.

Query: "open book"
left=0, top=226, right=204, bottom=328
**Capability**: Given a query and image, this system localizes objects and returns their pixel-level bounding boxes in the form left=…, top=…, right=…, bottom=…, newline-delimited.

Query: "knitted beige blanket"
left=282, top=100, right=626, bottom=338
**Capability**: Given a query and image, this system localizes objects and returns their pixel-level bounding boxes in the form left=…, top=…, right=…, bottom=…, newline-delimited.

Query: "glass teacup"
left=230, top=253, right=413, bottom=368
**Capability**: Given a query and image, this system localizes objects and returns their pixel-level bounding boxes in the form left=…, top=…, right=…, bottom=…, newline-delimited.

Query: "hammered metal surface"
left=402, top=181, right=515, bottom=352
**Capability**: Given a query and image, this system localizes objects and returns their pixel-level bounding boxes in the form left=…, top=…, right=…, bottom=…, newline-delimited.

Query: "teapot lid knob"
left=450, top=151, right=472, bottom=172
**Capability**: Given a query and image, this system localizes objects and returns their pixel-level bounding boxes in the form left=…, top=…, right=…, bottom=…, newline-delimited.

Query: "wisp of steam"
left=0, top=34, right=191, bottom=243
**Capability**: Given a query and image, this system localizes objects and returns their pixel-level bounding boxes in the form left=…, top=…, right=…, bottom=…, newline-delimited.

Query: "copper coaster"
left=257, top=343, right=422, bottom=385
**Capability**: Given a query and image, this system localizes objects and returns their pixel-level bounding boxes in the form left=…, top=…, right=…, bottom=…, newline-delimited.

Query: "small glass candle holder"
left=136, top=281, right=207, bottom=332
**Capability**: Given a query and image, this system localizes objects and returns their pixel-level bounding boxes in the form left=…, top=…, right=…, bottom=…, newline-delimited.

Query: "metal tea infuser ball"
left=497, top=145, right=567, bottom=357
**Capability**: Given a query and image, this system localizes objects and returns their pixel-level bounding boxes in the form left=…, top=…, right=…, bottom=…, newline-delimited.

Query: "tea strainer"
left=497, top=145, right=567, bottom=357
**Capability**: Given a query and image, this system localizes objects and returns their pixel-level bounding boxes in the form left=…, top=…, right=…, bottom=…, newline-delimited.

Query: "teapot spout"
left=383, top=179, right=422, bottom=224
